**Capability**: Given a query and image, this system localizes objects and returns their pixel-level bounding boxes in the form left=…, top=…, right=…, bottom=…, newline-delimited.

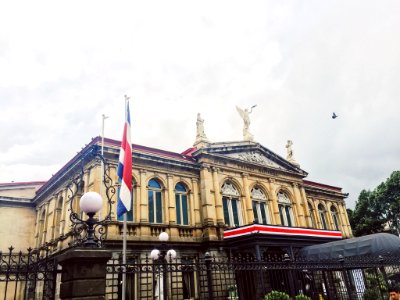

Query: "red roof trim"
left=102, top=137, right=196, bottom=162
left=180, top=147, right=197, bottom=157
left=224, top=224, right=342, bottom=239
left=303, top=180, right=342, bottom=192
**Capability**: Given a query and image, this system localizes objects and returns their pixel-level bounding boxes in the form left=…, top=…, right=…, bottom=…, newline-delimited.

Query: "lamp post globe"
left=151, top=249, right=161, bottom=260
left=166, top=249, right=177, bottom=261
left=80, top=191, right=103, bottom=214
left=159, top=232, right=169, bottom=242
left=79, top=192, right=103, bottom=247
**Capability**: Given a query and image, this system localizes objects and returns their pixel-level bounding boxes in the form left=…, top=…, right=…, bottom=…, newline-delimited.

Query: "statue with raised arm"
left=196, top=113, right=206, bottom=139
left=286, top=140, right=293, bottom=160
left=285, top=140, right=300, bottom=166
left=236, top=105, right=256, bottom=141
left=193, top=113, right=209, bottom=148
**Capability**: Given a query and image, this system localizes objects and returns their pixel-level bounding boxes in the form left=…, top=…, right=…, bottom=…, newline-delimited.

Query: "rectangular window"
left=260, top=203, right=268, bottom=224
left=252, top=201, right=258, bottom=223
left=176, top=195, right=181, bottom=225
left=231, top=200, right=239, bottom=227
left=285, top=206, right=292, bottom=227
left=148, top=191, right=154, bottom=223
left=182, top=195, right=188, bottom=225
left=279, top=205, right=287, bottom=226
left=156, top=192, right=162, bottom=223
left=223, top=198, right=230, bottom=226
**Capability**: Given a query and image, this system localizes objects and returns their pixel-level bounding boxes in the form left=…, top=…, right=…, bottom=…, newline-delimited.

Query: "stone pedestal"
left=57, top=248, right=112, bottom=300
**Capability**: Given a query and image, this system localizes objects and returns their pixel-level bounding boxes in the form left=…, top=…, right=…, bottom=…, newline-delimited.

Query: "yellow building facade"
left=0, top=135, right=351, bottom=256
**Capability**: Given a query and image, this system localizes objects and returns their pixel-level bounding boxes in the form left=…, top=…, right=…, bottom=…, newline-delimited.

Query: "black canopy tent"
left=297, top=233, right=400, bottom=260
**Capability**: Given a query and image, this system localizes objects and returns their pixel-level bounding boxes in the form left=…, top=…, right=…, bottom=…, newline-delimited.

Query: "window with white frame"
left=222, top=181, right=242, bottom=227
left=330, top=205, right=341, bottom=230
left=148, top=178, right=163, bottom=223
left=277, top=191, right=294, bottom=227
left=308, top=202, right=317, bottom=228
left=318, top=204, right=328, bottom=230
left=175, top=182, right=189, bottom=225
left=251, top=187, right=269, bottom=224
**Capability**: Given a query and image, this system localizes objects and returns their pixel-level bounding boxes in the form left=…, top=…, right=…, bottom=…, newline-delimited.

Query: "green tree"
left=349, top=171, right=400, bottom=236
left=379, top=171, right=400, bottom=235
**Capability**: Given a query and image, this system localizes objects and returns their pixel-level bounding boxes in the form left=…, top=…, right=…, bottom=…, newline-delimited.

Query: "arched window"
left=251, top=187, right=269, bottom=224
left=117, top=177, right=135, bottom=222
left=318, top=204, right=328, bottom=230
left=148, top=179, right=162, bottom=224
left=175, top=183, right=189, bottom=225
left=331, top=205, right=341, bottom=230
left=38, top=209, right=46, bottom=247
left=308, top=202, right=317, bottom=228
left=222, top=181, right=242, bottom=227
left=54, top=197, right=63, bottom=239
left=277, top=191, right=294, bottom=227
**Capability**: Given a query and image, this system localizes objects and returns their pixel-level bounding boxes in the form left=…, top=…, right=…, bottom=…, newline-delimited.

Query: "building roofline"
left=303, top=179, right=343, bottom=192
left=0, top=181, right=47, bottom=186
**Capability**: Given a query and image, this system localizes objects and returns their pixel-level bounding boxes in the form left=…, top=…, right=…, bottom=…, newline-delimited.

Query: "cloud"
left=0, top=1, right=399, bottom=209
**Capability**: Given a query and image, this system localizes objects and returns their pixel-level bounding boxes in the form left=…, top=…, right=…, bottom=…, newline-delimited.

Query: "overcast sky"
left=1, top=1, right=399, bottom=209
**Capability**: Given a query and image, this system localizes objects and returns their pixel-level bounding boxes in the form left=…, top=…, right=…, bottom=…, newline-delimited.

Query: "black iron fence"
left=0, top=246, right=58, bottom=300
left=2, top=246, right=400, bottom=300
left=106, top=254, right=400, bottom=300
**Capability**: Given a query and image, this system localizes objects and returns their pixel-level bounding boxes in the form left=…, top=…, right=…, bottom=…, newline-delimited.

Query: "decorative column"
left=200, top=165, right=215, bottom=225
left=241, top=173, right=252, bottom=224
left=167, top=174, right=175, bottom=225
left=191, top=178, right=201, bottom=227
left=211, top=167, right=223, bottom=225
left=58, top=248, right=112, bottom=299
left=291, top=183, right=306, bottom=227
left=134, top=178, right=140, bottom=223
left=267, top=179, right=281, bottom=225
left=338, top=202, right=352, bottom=237
left=139, top=169, right=148, bottom=223
left=299, top=187, right=312, bottom=227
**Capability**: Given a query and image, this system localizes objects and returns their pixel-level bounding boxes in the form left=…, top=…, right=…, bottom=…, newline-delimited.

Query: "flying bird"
left=332, top=112, right=338, bottom=119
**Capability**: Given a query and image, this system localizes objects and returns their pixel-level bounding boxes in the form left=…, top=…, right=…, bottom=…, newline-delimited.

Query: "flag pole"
left=100, top=114, right=108, bottom=220
left=121, top=95, right=129, bottom=300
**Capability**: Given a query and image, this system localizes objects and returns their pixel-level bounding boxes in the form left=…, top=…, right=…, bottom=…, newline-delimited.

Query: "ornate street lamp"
left=68, top=145, right=116, bottom=247
left=150, top=232, right=177, bottom=299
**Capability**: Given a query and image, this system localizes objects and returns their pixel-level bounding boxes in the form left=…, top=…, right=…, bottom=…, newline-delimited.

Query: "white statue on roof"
left=286, top=140, right=300, bottom=167
left=193, top=113, right=209, bottom=148
left=236, top=105, right=256, bottom=141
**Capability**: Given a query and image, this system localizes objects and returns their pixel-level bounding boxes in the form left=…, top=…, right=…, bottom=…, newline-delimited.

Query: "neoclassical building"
left=0, top=115, right=354, bottom=299
left=1, top=132, right=351, bottom=258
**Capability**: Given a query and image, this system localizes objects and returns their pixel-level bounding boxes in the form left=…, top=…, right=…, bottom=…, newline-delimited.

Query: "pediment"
left=192, top=141, right=307, bottom=176
left=225, top=151, right=282, bottom=169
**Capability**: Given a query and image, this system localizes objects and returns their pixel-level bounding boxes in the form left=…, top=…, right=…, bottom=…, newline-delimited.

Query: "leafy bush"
left=264, top=290, right=290, bottom=300
left=295, top=294, right=311, bottom=300
left=363, top=288, right=380, bottom=300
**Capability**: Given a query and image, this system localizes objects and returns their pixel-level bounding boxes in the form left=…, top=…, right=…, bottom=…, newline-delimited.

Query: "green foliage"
left=264, top=290, right=290, bottom=300
left=349, top=170, right=400, bottom=236
left=363, top=288, right=380, bottom=300
left=295, top=294, right=311, bottom=300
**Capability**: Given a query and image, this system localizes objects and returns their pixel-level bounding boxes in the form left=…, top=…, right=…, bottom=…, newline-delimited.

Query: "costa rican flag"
left=116, top=101, right=132, bottom=217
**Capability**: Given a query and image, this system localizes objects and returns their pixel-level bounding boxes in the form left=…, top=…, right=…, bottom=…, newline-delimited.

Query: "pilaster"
left=291, top=183, right=306, bottom=227
left=200, top=164, right=216, bottom=226
left=139, top=169, right=148, bottom=223
left=167, top=174, right=175, bottom=225
left=211, top=167, right=223, bottom=225
left=191, top=178, right=201, bottom=227
left=241, top=173, right=252, bottom=224
left=267, top=179, right=281, bottom=225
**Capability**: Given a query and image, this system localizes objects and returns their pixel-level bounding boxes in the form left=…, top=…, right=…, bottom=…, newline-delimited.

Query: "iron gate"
left=0, top=246, right=59, bottom=300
